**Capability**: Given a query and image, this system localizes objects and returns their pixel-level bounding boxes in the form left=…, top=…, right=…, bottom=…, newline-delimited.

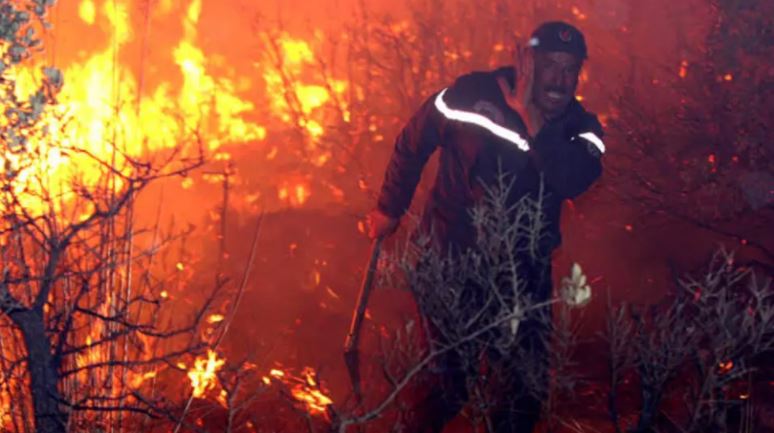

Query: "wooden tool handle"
left=343, top=236, right=383, bottom=352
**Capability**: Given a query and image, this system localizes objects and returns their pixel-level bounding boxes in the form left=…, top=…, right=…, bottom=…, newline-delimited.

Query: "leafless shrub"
left=0, top=2, right=232, bottom=431
left=602, top=249, right=773, bottom=433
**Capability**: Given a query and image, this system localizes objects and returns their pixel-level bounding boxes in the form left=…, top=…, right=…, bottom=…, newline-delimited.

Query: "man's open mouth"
left=546, top=91, right=566, bottom=100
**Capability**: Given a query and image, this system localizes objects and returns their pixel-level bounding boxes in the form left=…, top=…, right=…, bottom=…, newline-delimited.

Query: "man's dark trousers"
left=409, top=255, right=553, bottom=433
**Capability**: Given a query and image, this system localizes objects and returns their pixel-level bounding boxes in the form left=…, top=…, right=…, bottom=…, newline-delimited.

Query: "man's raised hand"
left=497, top=43, right=541, bottom=137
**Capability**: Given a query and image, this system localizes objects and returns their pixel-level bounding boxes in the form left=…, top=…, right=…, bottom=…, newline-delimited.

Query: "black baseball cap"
left=529, top=21, right=588, bottom=60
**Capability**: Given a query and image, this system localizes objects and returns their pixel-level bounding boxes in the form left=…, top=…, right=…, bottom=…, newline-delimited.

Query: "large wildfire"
left=2, top=0, right=345, bottom=429
left=1, top=0, right=771, bottom=431
left=6, top=0, right=350, bottom=216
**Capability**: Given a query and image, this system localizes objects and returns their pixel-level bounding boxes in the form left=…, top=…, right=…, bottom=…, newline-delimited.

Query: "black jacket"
left=376, top=66, right=605, bottom=254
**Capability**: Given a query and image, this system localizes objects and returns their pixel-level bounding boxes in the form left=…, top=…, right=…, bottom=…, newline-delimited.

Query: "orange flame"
left=278, top=180, right=311, bottom=207
left=679, top=60, right=688, bottom=78
left=188, top=350, right=225, bottom=398
left=291, top=368, right=333, bottom=413
left=571, top=6, right=588, bottom=20
left=207, top=314, right=225, bottom=324
left=6, top=0, right=268, bottom=215
left=3, top=2, right=357, bottom=220
left=129, top=371, right=158, bottom=389
left=262, top=35, right=348, bottom=139
left=264, top=366, right=333, bottom=416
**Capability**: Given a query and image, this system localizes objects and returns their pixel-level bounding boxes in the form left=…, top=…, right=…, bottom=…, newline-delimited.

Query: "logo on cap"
left=559, top=29, right=573, bottom=42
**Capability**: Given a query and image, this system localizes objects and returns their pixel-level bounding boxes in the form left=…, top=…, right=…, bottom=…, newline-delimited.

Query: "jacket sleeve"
left=529, top=113, right=605, bottom=200
left=376, top=93, right=444, bottom=218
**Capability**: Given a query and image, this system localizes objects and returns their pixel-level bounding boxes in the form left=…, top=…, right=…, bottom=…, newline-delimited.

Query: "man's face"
left=531, top=50, right=582, bottom=119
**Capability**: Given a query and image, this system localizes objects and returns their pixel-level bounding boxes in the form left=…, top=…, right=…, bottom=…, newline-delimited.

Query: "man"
left=367, top=21, right=605, bottom=432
